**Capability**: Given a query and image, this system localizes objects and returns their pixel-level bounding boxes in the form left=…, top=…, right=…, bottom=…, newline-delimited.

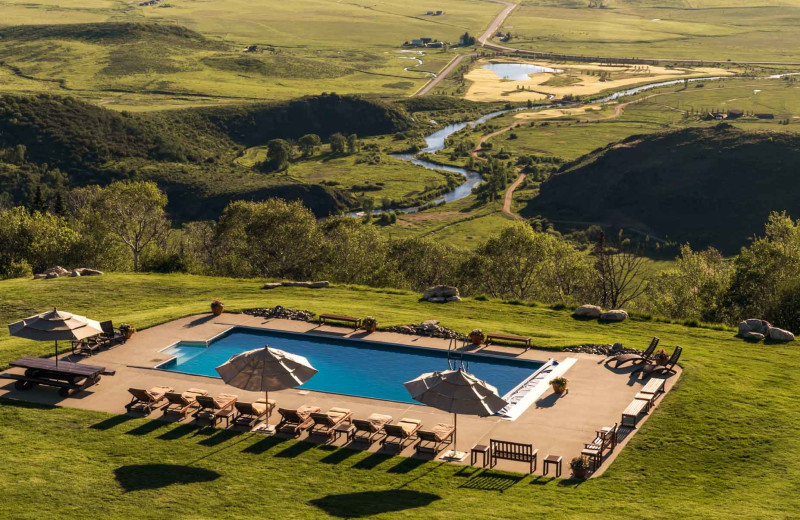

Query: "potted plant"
left=119, top=323, right=136, bottom=340
left=570, top=456, right=589, bottom=479
left=654, top=348, right=670, bottom=366
left=363, top=316, right=378, bottom=333
left=550, top=376, right=568, bottom=394
left=211, top=299, right=224, bottom=316
left=469, top=328, right=484, bottom=345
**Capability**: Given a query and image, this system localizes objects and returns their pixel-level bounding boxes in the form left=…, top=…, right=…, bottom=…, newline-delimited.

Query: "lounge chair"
left=126, top=386, right=173, bottom=414
left=193, top=393, right=238, bottom=426
left=99, top=321, right=125, bottom=346
left=641, top=346, right=682, bottom=377
left=381, top=418, right=422, bottom=450
left=309, top=407, right=353, bottom=437
left=162, top=388, right=209, bottom=420
left=350, top=413, right=393, bottom=444
left=415, top=423, right=455, bottom=454
left=233, top=398, right=276, bottom=428
left=612, top=337, right=659, bottom=368
left=276, top=405, right=321, bottom=435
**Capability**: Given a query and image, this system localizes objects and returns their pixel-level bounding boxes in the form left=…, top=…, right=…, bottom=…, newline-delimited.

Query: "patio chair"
left=350, top=413, right=393, bottom=444
left=233, top=398, right=276, bottom=428
left=415, top=423, right=455, bottom=454
left=580, top=423, right=617, bottom=470
left=99, top=321, right=126, bottom=346
left=276, top=405, right=321, bottom=435
left=309, top=407, right=353, bottom=437
left=126, top=386, right=173, bottom=414
left=381, top=418, right=422, bottom=450
left=641, top=346, right=682, bottom=377
left=193, top=393, right=238, bottom=426
left=611, top=337, right=659, bottom=368
left=162, top=388, right=209, bottom=420
left=71, top=337, right=104, bottom=357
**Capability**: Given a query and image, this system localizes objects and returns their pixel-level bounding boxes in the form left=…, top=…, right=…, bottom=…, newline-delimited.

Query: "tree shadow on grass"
left=242, top=435, right=287, bottom=455
left=309, top=490, right=440, bottom=518
left=90, top=414, right=136, bottom=431
left=459, top=470, right=525, bottom=492
left=114, top=464, right=220, bottom=492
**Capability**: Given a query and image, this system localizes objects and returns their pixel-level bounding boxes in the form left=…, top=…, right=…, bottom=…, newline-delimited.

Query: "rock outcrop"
left=384, top=320, right=461, bottom=339
left=243, top=305, right=314, bottom=321
left=34, top=266, right=103, bottom=279
left=738, top=319, right=771, bottom=336
left=600, top=309, right=628, bottom=322
left=573, top=304, right=602, bottom=319
left=767, top=326, right=795, bottom=342
left=421, top=286, right=461, bottom=303
left=262, top=281, right=329, bottom=289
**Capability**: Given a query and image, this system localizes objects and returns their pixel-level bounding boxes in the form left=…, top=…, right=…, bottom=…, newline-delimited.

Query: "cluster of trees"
left=259, top=133, right=361, bottom=172
left=4, top=180, right=800, bottom=331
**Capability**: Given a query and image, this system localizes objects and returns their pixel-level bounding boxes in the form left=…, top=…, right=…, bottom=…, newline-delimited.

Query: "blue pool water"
left=158, top=328, right=543, bottom=404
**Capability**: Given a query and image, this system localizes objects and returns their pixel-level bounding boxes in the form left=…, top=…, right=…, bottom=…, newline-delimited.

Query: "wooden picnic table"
left=2, top=357, right=112, bottom=396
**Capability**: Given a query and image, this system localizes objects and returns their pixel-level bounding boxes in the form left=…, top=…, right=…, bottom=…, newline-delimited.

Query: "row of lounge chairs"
left=611, top=337, right=682, bottom=377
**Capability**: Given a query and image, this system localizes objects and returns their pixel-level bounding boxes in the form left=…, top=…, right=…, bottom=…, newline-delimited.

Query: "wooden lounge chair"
left=126, top=386, right=173, bottom=414
left=162, top=388, right=209, bottom=420
left=99, top=321, right=126, bottom=346
left=193, top=393, right=238, bottom=426
left=415, top=423, right=455, bottom=454
left=233, top=398, right=276, bottom=428
left=350, top=414, right=393, bottom=444
left=310, top=407, right=353, bottom=437
left=612, top=337, right=659, bottom=368
left=276, top=405, right=321, bottom=435
left=381, top=418, right=422, bottom=450
left=641, top=346, right=682, bottom=377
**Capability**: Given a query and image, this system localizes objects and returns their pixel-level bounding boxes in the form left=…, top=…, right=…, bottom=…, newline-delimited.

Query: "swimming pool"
left=157, top=328, right=545, bottom=404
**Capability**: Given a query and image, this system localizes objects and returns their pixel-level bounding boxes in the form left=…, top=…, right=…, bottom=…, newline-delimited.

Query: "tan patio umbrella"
left=404, top=368, right=508, bottom=461
left=216, top=345, right=317, bottom=432
left=8, top=308, right=104, bottom=365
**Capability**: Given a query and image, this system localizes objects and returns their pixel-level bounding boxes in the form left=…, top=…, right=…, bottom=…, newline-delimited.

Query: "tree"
left=265, top=139, right=292, bottom=171
left=0, top=206, right=78, bottom=277
left=389, top=237, right=462, bottom=291
left=592, top=231, right=648, bottom=309
left=95, top=181, right=170, bottom=272
left=460, top=32, right=476, bottom=46
left=321, top=218, right=400, bottom=287
left=330, top=133, right=347, bottom=154
left=346, top=134, right=360, bottom=154
left=298, top=134, right=321, bottom=157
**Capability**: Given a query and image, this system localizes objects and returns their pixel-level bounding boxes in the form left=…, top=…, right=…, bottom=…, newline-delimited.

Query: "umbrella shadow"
left=114, top=464, right=220, bottom=492
left=309, top=490, right=440, bottom=518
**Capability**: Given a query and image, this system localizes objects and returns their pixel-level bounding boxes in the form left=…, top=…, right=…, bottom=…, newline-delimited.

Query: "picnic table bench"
left=486, top=333, right=531, bottom=350
left=490, top=439, right=538, bottom=473
left=1, top=357, right=112, bottom=397
left=319, top=314, right=362, bottom=328
left=621, top=398, right=649, bottom=428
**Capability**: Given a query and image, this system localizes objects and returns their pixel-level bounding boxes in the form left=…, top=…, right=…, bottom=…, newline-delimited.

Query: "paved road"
left=414, top=53, right=473, bottom=96
left=479, top=0, right=518, bottom=46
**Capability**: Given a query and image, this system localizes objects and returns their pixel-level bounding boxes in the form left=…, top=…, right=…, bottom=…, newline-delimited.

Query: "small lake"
left=483, top=62, right=563, bottom=81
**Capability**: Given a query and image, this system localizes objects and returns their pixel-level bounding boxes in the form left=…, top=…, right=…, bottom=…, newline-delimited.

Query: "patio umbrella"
left=216, top=345, right=317, bottom=432
left=404, top=368, right=508, bottom=461
left=8, top=308, right=104, bottom=366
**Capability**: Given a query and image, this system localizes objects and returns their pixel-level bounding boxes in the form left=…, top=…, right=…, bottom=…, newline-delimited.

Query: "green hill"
left=522, top=125, right=800, bottom=254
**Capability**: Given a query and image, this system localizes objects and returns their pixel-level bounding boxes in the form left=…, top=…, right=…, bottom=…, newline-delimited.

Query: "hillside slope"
left=522, top=125, right=800, bottom=253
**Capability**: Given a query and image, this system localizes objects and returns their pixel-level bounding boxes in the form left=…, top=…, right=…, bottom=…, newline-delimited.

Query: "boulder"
left=422, top=285, right=460, bottom=302
left=78, top=268, right=103, bottom=276
left=70, top=270, right=81, bottom=277
left=45, top=273, right=59, bottom=279
left=446, top=296, right=462, bottom=302
left=738, top=318, right=770, bottom=336
left=280, top=281, right=329, bottom=289
left=261, top=282, right=282, bottom=290
left=767, top=327, right=795, bottom=342
left=306, top=281, right=330, bottom=289
left=573, top=304, right=602, bottom=319
left=33, top=273, right=47, bottom=280
left=600, top=309, right=628, bottom=322
left=741, top=332, right=765, bottom=342
left=610, top=342, right=624, bottom=354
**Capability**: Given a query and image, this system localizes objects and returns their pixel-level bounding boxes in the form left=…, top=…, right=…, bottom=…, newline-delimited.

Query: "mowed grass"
left=504, top=0, right=800, bottom=62
left=1, top=273, right=800, bottom=518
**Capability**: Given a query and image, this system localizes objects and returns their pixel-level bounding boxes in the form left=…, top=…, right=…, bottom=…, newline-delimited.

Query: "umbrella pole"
left=55, top=340, right=58, bottom=366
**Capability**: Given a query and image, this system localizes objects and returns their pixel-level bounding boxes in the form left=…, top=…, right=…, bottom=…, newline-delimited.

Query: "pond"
left=482, top=62, right=563, bottom=81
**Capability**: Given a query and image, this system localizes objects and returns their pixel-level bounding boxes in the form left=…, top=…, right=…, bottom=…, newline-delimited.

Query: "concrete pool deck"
left=0, top=313, right=680, bottom=477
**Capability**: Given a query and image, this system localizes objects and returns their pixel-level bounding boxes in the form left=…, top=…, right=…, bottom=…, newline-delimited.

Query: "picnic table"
left=2, top=357, right=113, bottom=396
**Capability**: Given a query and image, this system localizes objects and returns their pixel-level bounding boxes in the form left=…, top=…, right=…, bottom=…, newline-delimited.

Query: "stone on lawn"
left=573, top=304, right=602, bottom=319
left=600, top=309, right=628, bottom=322
left=738, top=318, right=770, bottom=336
left=741, top=331, right=765, bottom=342
left=261, top=282, right=282, bottom=290
left=422, top=285, right=461, bottom=302
left=767, top=327, right=795, bottom=342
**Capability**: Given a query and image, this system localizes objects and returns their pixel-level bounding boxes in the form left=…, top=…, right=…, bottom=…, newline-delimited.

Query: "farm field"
left=501, top=0, right=800, bottom=63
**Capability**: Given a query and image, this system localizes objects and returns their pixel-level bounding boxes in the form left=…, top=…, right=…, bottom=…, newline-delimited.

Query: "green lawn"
left=0, top=273, right=798, bottom=518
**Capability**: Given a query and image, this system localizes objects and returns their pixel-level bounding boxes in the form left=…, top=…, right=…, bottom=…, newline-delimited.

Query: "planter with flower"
left=654, top=348, right=670, bottom=366
left=119, top=323, right=136, bottom=340
left=550, top=376, right=568, bottom=394
left=211, top=299, right=224, bottom=316
left=363, top=316, right=378, bottom=333
left=570, top=456, right=589, bottom=479
left=469, top=329, right=484, bottom=345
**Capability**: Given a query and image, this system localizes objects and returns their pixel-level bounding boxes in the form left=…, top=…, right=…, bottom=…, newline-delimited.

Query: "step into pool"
left=157, top=327, right=545, bottom=404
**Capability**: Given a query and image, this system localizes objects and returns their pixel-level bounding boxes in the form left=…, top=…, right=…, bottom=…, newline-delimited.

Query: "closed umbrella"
left=216, top=345, right=317, bottom=432
left=8, top=308, right=104, bottom=365
left=404, top=368, right=508, bottom=461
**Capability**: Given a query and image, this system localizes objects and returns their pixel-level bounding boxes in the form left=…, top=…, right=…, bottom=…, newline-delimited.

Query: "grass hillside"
left=1, top=273, right=799, bottom=518
left=522, top=125, right=800, bottom=253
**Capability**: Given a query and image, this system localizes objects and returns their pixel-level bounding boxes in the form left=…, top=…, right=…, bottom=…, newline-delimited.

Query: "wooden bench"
left=621, top=399, right=649, bottom=428
left=486, top=333, right=531, bottom=351
left=581, top=423, right=617, bottom=469
left=2, top=357, right=110, bottom=397
left=319, top=314, right=362, bottom=328
left=640, top=376, right=667, bottom=396
left=490, top=439, right=538, bottom=473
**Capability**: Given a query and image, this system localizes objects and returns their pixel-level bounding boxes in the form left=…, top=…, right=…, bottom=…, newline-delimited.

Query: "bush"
left=3, top=259, right=33, bottom=279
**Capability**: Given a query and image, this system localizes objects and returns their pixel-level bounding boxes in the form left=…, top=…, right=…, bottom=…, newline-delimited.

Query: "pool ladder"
left=447, top=337, right=469, bottom=371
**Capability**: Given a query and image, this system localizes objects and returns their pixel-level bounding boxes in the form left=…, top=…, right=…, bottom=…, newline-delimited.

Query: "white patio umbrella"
left=216, top=345, right=317, bottom=432
left=8, top=308, right=104, bottom=365
left=404, top=368, right=508, bottom=461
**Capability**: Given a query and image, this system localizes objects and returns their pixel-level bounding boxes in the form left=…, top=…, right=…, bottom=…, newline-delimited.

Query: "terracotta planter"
left=364, top=323, right=377, bottom=333
left=552, top=382, right=567, bottom=394
left=469, top=334, right=483, bottom=345
left=572, top=467, right=587, bottom=479
left=211, top=304, right=224, bottom=316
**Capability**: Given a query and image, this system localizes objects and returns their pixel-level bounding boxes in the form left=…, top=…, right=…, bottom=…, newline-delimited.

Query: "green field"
left=2, top=273, right=800, bottom=518
left=502, top=0, right=800, bottom=63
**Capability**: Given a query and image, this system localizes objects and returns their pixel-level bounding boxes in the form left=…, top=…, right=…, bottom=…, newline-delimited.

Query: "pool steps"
left=496, top=357, right=578, bottom=421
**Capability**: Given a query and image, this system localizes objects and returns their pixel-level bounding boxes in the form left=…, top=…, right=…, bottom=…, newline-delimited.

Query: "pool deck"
left=0, top=313, right=680, bottom=477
